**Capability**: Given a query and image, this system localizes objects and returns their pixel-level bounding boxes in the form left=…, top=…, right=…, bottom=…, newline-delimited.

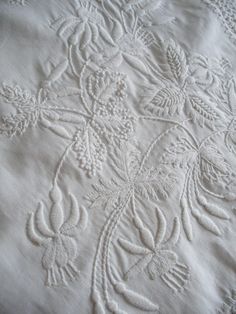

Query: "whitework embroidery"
left=0, top=0, right=235, bottom=312
left=218, top=289, right=236, bottom=314
left=119, top=208, right=189, bottom=292
left=27, top=184, right=88, bottom=286
left=201, top=0, right=236, bottom=45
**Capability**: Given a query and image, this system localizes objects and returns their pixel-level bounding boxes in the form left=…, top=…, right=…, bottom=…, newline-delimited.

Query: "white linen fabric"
left=0, top=0, right=235, bottom=313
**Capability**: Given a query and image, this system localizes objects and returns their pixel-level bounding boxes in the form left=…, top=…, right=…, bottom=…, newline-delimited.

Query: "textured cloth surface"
left=0, top=1, right=236, bottom=314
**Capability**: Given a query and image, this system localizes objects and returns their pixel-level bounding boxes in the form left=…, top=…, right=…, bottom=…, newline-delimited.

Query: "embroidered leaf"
left=47, top=124, right=71, bottom=140
left=0, top=107, right=40, bottom=137
left=87, top=69, right=126, bottom=102
left=86, top=69, right=135, bottom=146
left=166, top=217, right=180, bottom=245
left=92, top=101, right=135, bottom=146
left=195, top=213, right=221, bottom=235
left=46, top=86, right=81, bottom=100
left=80, top=24, right=92, bottom=49
left=99, top=27, right=116, bottom=47
left=115, top=282, right=159, bottom=311
left=109, top=145, right=131, bottom=181
left=123, top=54, right=149, bottom=76
left=133, top=215, right=155, bottom=250
left=78, top=205, right=88, bottom=231
left=112, top=20, right=123, bottom=42
left=125, top=143, right=142, bottom=180
left=161, top=137, right=196, bottom=168
left=56, top=17, right=78, bottom=37
left=135, top=167, right=179, bottom=200
left=155, top=207, right=167, bottom=245
left=188, top=95, right=218, bottom=128
left=72, top=126, right=107, bottom=176
left=26, top=213, right=46, bottom=245
left=0, top=84, right=36, bottom=108
left=145, top=86, right=186, bottom=116
left=45, top=59, right=68, bottom=84
left=181, top=198, right=193, bottom=241
left=61, top=194, right=80, bottom=232
left=200, top=144, right=229, bottom=179
left=35, top=202, right=54, bottom=238
left=166, top=40, right=188, bottom=83
left=90, top=23, right=99, bottom=42
left=119, top=238, right=149, bottom=255
left=85, top=177, right=124, bottom=211
left=197, top=195, right=230, bottom=219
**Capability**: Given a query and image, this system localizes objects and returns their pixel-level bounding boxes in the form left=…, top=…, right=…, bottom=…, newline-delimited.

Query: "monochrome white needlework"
left=0, top=0, right=235, bottom=313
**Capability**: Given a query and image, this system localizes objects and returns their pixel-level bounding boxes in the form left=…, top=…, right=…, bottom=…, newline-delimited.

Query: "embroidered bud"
left=197, top=195, right=208, bottom=206
left=133, top=215, right=143, bottom=229
left=40, top=117, right=52, bottom=128
left=115, top=283, right=126, bottom=293
left=50, top=183, right=62, bottom=202
left=69, top=33, right=79, bottom=46
left=224, top=192, right=236, bottom=201
left=108, top=301, right=118, bottom=312
left=91, top=289, right=100, bottom=303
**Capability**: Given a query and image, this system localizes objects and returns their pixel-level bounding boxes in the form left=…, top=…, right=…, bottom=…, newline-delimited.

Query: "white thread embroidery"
left=27, top=183, right=88, bottom=286
left=119, top=208, right=189, bottom=292
left=0, top=0, right=235, bottom=311
left=201, top=0, right=236, bottom=45
left=0, top=64, right=135, bottom=176
left=218, top=289, right=236, bottom=314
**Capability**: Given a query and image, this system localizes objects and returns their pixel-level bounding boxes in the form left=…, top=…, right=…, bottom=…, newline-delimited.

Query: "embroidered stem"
left=179, top=166, right=194, bottom=203
left=68, top=45, right=92, bottom=115
left=53, top=142, right=74, bottom=186
left=199, top=129, right=229, bottom=149
left=41, top=106, right=90, bottom=119
left=92, top=121, right=190, bottom=311
left=138, top=116, right=199, bottom=150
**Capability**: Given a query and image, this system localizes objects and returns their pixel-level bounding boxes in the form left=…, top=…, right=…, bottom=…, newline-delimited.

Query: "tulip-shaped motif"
left=119, top=208, right=189, bottom=292
left=27, top=184, right=88, bottom=286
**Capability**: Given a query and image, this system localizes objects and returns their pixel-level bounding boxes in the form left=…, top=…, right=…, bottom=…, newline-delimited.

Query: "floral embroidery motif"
left=119, top=208, right=189, bottom=292
left=160, top=136, right=235, bottom=240
left=0, top=63, right=135, bottom=176
left=201, top=0, right=236, bottom=45
left=218, top=289, right=236, bottom=314
left=51, top=0, right=105, bottom=49
left=143, top=40, right=222, bottom=129
left=0, top=0, right=235, bottom=312
left=124, top=0, right=175, bottom=27
left=27, top=183, right=88, bottom=286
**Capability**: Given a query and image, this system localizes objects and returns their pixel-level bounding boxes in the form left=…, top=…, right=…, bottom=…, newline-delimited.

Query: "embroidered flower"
left=160, top=136, right=234, bottom=240
left=117, top=26, right=154, bottom=57
left=27, top=184, right=88, bottom=286
left=119, top=208, right=189, bottom=292
left=124, top=0, right=175, bottom=27
left=189, top=55, right=227, bottom=90
left=101, top=12, right=154, bottom=70
left=51, top=0, right=105, bottom=48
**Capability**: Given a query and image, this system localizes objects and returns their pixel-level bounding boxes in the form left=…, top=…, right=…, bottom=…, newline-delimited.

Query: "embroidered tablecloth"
left=0, top=0, right=235, bottom=313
